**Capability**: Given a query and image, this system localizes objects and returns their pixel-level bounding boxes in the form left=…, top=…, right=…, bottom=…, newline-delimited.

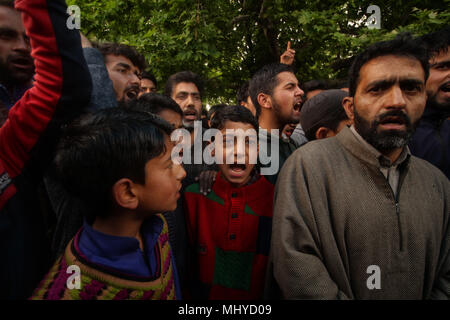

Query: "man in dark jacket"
left=409, top=27, right=450, bottom=179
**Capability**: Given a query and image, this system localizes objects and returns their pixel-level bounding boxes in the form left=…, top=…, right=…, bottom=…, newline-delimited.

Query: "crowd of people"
left=0, top=0, right=449, bottom=300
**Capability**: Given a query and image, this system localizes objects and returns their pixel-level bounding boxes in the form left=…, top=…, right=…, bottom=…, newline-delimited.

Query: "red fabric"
left=184, top=172, right=274, bottom=299
left=0, top=0, right=62, bottom=179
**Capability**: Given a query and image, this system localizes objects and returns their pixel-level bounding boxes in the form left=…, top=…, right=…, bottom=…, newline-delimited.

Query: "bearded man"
left=409, top=27, right=450, bottom=179
left=248, top=62, right=304, bottom=183
left=266, top=33, right=450, bottom=299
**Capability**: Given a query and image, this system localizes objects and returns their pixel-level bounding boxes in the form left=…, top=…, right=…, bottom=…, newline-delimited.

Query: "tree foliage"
left=68, top=0, right=450, bottom=103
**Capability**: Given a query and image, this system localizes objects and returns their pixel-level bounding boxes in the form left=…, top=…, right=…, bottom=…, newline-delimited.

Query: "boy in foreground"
left=32, top=108, right=186, bottom=300
left=184, top=105, right=274, bottom=299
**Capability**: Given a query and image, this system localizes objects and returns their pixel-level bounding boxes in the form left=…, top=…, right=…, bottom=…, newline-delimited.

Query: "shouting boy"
left=184, top=105, right=274, bottom=299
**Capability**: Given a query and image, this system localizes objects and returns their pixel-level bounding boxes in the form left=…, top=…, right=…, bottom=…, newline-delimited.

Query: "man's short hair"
left=127, top=93, right=183, bottom=117
left=210, top=104, right=258, bottom=132
left=141, top=71, right=157, bottom=88
left=163, top=70, right=204, bottom=98
left=300, top=89, right=349, bottom=141
left=97, top=42, right=147, bottom=72
left=0, top=0, right=14, bottom=8
left=348, top=33, right=429, bottom=97
left=236, top=81, right=250, bottom=105
left=303, top=79, right=328, bottom=94
left=54, top=108, right=173, bottom=223
left=420, top=26, right=450, bottom=59
left=248, top=62, right=295, bottom=119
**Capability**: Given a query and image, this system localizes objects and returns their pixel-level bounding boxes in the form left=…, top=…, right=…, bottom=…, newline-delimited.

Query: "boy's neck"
left=92, top=212, right=145, bottom=250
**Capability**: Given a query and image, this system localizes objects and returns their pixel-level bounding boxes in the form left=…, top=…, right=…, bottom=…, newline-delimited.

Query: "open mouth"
left=229, top=163, right=246, bottom=172
left=440, top=82, right=450, bottom=93
left=183, top=110, right=197, bottom=121
left=10, top=57, right=33, bottom=69
left=293, top=101, right=302, bottom=112
left=125, top=88, right=139, bottom=100
left=285, top=129, right=294, bottom=137
left=378, top=115, right=407, bottom=130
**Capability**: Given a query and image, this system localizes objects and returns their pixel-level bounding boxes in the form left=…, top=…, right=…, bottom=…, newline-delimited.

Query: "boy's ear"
left=342, top=96, right=355, bottom=121
left=112, top=178, right=139, bottom=210
left=257, top=93, right=272, bottom=110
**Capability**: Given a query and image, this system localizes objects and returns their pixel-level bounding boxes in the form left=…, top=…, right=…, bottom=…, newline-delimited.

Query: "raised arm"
left=0, top=0, right=92, bottom=208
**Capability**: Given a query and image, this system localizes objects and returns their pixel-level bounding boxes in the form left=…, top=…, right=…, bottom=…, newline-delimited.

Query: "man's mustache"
left=375, top=109, right=411, bottom=127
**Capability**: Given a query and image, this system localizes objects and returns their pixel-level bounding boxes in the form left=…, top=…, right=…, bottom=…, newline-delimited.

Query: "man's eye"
left=369, top=86, right=382, bottom=93
left=0, top=32, right=16, bottom=40
left=435, top=64, right=449, bottom=71
left=402, top=84, right=421, bottom=92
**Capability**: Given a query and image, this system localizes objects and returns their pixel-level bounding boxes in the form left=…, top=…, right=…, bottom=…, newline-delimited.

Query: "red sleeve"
left=0, top=0, right=92, bottom=209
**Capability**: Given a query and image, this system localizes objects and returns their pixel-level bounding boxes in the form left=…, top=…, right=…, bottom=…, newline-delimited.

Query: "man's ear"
left=342, top=96, right=355, bottom=121
left=315, top=127, right=332, bottom=140
left=112, top=178, right=139, bottom=210
left=257, top=93, right=272, bottom=110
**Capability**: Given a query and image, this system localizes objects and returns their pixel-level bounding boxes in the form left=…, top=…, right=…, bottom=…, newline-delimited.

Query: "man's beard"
left=427, top=89, right=450, bottom=111
left=272, top=99, right=299, bottom=128
left=0, top=55, right=34, bottom=86
left=354, top=108, right=416, bottom=153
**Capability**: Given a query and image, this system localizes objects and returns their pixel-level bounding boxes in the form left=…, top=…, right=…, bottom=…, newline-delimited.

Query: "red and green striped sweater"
left=184, top=172, right=274, bottom=299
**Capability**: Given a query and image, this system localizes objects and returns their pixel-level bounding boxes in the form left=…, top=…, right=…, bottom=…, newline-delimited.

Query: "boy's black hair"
left=248, top=62, right=295, bottom=119
left=163, top=70, right=204, bottom=98
left=420, top=26, right=450, bottom=58
left=97, top=42, right=147, bottom=72
left=207, top=104, right=227, bottom=121
left=127, top=93, right=183, bottom=118
left=210, top=105, right=258, bottom=131
left=141, top=71, right=157, bottom=88
left=236, top=81, right=250, bottom=105
left=348, top=32, right=429, bottom=97
left=54, top=108, right=173, bottom=223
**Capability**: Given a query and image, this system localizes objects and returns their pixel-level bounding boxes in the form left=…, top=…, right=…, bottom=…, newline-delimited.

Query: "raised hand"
left=280, top=41, right=296, bottom=65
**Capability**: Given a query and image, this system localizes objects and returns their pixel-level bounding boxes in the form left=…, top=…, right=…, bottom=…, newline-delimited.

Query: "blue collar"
left=78, top=215, right=163, bottom=278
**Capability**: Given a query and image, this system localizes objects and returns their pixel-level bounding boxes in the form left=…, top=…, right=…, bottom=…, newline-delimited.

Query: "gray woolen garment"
left=265, top=126, right=450, bottom=300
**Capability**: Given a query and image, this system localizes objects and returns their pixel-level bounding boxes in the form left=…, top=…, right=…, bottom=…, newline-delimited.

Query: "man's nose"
left=186, top=94, right=195, bottom=107
left=130, top=73, right=140, bottom=86
left=295, top=85, right=305, bottom=98
left=13, top=35, right=30, bottom=53
left=386, top=86, right=406, bottom=109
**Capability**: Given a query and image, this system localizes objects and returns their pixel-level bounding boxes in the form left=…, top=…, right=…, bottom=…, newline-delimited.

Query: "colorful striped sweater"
left=184, top=172, right=274, bottom=299
left=31, top=214, right=177, bottom=300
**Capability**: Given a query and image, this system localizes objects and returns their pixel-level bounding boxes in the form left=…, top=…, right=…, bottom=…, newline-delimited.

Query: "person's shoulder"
left=410, top=156, right=449, bottom=182
left=289, top=136, right=342, bottom=163
left=184, top=182, right=202, bottom=195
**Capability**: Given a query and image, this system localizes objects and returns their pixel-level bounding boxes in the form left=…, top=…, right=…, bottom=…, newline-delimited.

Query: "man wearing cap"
left=299, top=89, right=352, bottom=141
left=266, top=34, right=450, bottom=299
